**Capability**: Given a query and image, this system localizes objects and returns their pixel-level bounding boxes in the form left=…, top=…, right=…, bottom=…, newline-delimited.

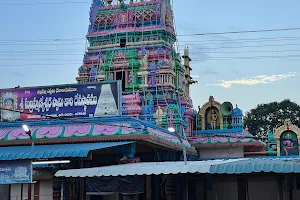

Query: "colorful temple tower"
left=76, top=0, right=197, bottom=136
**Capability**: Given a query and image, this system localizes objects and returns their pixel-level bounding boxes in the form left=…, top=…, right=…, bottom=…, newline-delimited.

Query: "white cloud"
left=208, top=72, right=297, bottom=88
left=191, top=75, right=200, bottom=78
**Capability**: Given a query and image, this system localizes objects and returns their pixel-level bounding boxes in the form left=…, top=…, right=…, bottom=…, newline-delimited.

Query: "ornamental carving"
left=199, top=97, right=223, bottom=130
left=275, top=119, right=300, bottom=156
left=0, top=122, right=193, bottom=149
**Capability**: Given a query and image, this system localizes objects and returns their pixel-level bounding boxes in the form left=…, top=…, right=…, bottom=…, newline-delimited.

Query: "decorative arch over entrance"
left=200, top=96, right=223, bottom=130
left=275, top=119, right=300, bottom=156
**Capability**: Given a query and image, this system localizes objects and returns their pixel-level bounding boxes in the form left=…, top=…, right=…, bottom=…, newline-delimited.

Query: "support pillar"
left=151, top=175, right=160, bottom=200
left=34, top=181, right=39, bottom=200
left=146, top=176, right=152, bottom=200
left=63, top=178, right=70, bottom=200
left=28, top=183, right=32, bottom=200
left=52, top=179, right=62, bottom=200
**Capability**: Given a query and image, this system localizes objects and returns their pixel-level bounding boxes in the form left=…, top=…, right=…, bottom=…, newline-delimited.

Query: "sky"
left=0, top=0, right=300, bottom=112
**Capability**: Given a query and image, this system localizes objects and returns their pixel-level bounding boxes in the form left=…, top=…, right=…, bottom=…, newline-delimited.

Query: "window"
left=161, top=75, right=168, bottom=83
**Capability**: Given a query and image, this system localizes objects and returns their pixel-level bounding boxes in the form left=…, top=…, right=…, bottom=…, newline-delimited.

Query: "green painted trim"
left=87, top=30, right=176, bottom=43
left=194, top=138, right=256, bottom=145
left=97, top=5, right=157, bottom=15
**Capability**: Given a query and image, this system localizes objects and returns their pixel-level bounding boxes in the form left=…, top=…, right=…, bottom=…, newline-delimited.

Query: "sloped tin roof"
left=210, top=157, right=300, bottom=174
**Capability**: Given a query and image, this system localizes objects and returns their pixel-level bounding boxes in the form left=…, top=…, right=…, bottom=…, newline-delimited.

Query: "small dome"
left=232, top=107, right=243, bottom=116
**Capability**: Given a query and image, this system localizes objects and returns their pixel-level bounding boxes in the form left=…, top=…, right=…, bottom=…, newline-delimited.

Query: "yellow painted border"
left=200, top=101, right=223, bottom=130
left=274, top=120, right=300, bottom=156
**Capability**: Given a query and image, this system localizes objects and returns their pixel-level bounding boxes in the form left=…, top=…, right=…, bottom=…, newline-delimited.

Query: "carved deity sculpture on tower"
left=142, top=55, right=148, bottom=69
left=154, top=106, right=164, bottom=125
left=211, top=110, right=218, bottom=130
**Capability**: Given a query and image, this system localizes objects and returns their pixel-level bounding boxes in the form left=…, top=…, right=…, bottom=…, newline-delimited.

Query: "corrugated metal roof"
left=55, top=159, right=242, bottom=177
left=55, top=157, right=300, bottom=177
left=210, top=158, right=300, bottom=174
left=0, top=142, right=134, bottom=160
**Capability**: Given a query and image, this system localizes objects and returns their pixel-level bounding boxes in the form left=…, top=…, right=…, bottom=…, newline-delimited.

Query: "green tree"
left=244, top=99, right=300, bottom=136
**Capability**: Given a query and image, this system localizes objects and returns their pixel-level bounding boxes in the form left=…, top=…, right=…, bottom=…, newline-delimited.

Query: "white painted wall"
left=199, top=147, right=244, bottom=159
left=39, top=180, right=53, bottom=200
left=10, top=184, right=33, bottom=200
left=10, top=180, right=53, bottom=200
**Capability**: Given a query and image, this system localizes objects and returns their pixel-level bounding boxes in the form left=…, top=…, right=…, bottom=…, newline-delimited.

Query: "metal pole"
left=28, top=183, right=32, bottom=200
left=27, top=131, right=34, bottom=152
left=174, top=131, right=187, bottom=165
left=31, top=139, right=34, bottom=152
left=21, top=183, right=23, bottom=200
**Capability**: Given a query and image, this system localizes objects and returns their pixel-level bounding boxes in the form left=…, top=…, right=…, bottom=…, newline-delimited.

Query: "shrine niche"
left=275, top=119, right=300, bottom=156
left=199, top=96, right=224, bottom=130
left=280, top=131, right=299, bottom=156
left=205, top=107, right=220, bottom=130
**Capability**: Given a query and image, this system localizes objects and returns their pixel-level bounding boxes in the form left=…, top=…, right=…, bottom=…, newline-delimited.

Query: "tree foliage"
left=244, top=99, right=300, bottom=136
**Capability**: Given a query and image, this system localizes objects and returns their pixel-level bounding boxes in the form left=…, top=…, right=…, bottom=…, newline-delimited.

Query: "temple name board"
left=0, top=161, right=32, bottom=184
left=0, top=81, right=121, bottom=122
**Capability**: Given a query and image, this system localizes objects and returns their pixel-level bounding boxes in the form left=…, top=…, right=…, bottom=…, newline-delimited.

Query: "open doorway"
left=116, top=71, right=126, bottom=91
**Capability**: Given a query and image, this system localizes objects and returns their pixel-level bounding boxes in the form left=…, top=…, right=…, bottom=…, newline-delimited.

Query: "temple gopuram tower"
left=76, top=0, right=197, bottom=136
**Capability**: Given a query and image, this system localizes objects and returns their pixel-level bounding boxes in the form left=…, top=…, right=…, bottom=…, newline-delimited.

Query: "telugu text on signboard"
left=0, top=81, right=121, bottom=122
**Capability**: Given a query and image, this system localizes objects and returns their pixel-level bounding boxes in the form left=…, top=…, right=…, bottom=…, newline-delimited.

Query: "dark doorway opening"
left=120, top=38, right=126, bottom=47
left=116, top=71, right=126, bottom=91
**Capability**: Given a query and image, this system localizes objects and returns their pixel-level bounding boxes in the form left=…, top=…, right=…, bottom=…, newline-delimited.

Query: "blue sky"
left=0, top=0, right=299, bottom=112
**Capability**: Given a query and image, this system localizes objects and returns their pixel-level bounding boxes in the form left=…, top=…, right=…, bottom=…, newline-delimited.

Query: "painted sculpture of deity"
left=167, top=108, right=175, bottom=128
left=142, top=55, right=148, bottom=69
left=211, top=110, right=218, bottom=130
left=205, top=107, right=219, bottom=130
left=280, top=131, right=299, bottom=156
left=154, top=106, right=164, bottom=125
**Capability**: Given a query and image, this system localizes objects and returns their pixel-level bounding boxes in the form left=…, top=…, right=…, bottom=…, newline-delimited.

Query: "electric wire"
left=178, top=36, right=300, bottom=43
left=188, top=43, right=300, bottom=50
left=177, top=27, right=300, bottom=37
left=1, top=27, right=300, bottom=43
left=2, top=36, right=300, bottom=46
left=0, top=43, right=86, bottom=46
left=192, top=55, right=300, bottom=61
left=1, top=49, right=300, bottom=56
left=2, top=42, right=300, bottom=54
left=1, top=54, right=300, bottom=64
left=0, top=63, right=81, bottom=66
left=0, top=35, right=295, bottom=43
left=0, top=1, right=91, bottom=6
